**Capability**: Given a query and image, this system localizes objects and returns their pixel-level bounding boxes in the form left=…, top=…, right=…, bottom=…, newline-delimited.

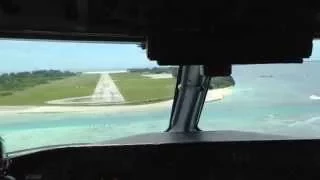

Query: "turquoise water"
left=201, top=62, right=320, bottom=137
left=1, top=62, right=320, bottom=152
left=0, top=109, right=172, bottom=152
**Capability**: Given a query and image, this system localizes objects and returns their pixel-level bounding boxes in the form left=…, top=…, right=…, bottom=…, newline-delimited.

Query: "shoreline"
left=0, top=87, right=233, bottom=115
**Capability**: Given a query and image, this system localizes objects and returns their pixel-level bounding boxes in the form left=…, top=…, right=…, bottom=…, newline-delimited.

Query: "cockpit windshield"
left=0, top=39, right=320, bottom=153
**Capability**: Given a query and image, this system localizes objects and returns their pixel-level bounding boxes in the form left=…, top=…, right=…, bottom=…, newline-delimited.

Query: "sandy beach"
left=0, top=87, right=232, bottom=115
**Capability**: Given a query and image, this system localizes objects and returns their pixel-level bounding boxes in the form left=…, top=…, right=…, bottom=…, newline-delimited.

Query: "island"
left=0, top=67, right=234, bottom=114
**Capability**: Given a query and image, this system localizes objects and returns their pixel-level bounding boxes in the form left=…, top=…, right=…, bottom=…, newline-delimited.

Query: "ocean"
left=1, top=62, right=320, bottom=152
left=200, top=62, right=320, bottom=136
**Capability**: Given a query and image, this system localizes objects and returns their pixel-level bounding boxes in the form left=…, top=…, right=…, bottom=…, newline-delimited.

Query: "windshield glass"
left=0, top=39, right=176, bottom=152
left=2, top=39, right=320, bottom=153
left=200, top=41, right=320, bottom=138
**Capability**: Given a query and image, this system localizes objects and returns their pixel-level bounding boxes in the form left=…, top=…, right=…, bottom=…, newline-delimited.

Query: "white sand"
left=0, top=87, right=232, bottom=115
left=142, top=73, right=173, bottom=79
left=0, top=102, right=173, bottom=115
left=206, top=87, right=233, bottom=102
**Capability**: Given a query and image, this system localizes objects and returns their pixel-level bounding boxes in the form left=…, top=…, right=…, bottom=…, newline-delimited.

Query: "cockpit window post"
left=167, top=65, right=210, bottom=132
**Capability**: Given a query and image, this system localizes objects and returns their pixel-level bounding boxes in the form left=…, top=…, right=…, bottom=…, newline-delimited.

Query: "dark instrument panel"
left=7, top=140, right=320, bottom=180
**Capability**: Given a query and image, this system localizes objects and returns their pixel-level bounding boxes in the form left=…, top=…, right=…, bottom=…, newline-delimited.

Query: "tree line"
left=0, top=70, right=76, bottom=96
left=128, top=67, right=177, bottom=74
left=170, top=67, right=235, bottom=89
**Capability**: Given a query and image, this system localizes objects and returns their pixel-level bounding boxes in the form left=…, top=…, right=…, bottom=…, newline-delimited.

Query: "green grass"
left=0, top=74, right=99, bottom=105
left=111, top=72, right=175, bottom=103
left=0, top=72, right=175, bottom=105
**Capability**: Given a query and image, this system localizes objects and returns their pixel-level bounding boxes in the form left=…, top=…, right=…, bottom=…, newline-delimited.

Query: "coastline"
left=0, top=87, right=233, bottom=115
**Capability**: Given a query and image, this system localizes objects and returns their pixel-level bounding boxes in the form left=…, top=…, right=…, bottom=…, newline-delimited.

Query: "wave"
left=288, top=116, right=320, bottom=127
left=306, top=116, right=320, bottom=124
left=310, top=95, right=320, bottom=100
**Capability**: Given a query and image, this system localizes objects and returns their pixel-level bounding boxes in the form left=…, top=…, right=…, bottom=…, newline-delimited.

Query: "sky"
left=0, top=39, right=157, bottom=73
left=0, top=39, right=319, bottom=73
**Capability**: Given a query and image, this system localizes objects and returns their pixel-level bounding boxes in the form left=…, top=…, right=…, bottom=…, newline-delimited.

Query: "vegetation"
left=209, top=76, right=235, bottom=89
left=0, top=74, right=99, bottom=105
left=171, top=67, right=179, bottom=78
left=170, top=67, right=235, bottom=89
left=0, top=67, right=234, bottom=106
left=110, top=72, right=175, bottom=103
left=0, top=70, right=76, bottom=92
left=127, top=67, right=177, bottom=74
